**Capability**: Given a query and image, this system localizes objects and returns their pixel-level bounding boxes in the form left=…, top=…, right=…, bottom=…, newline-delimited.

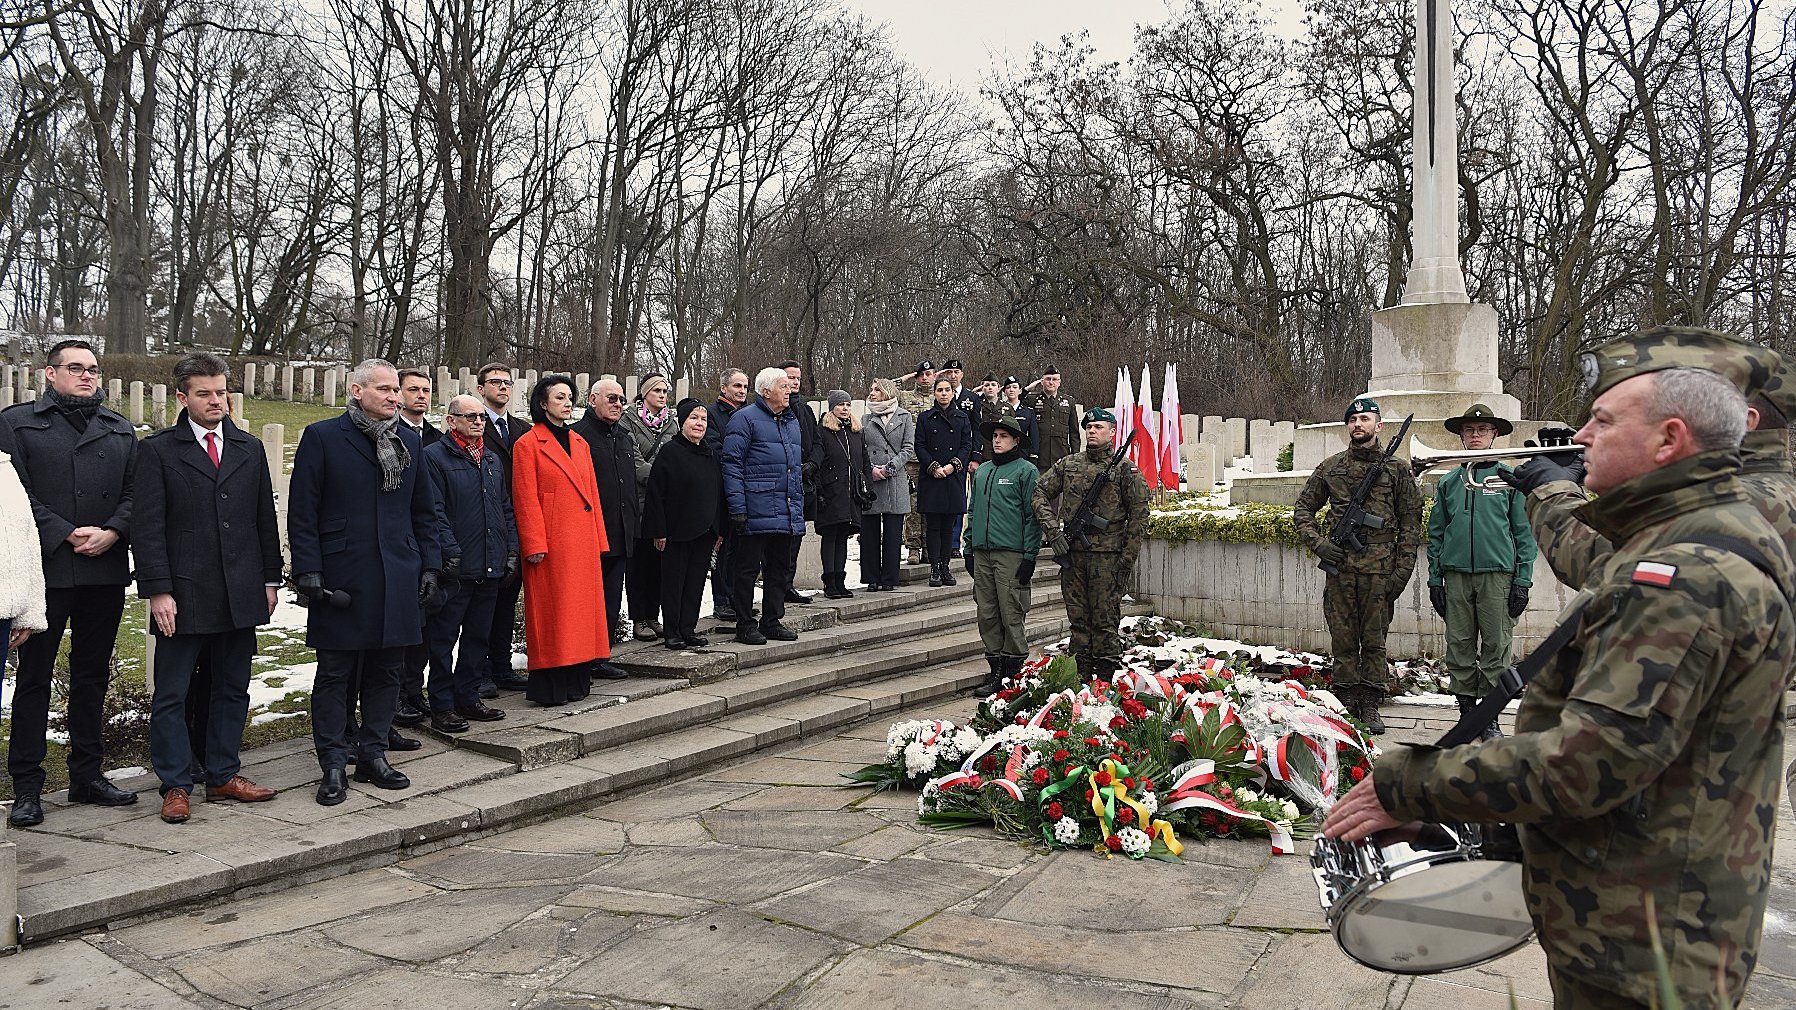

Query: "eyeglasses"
left=601, top=394, right=625, bottom=403
left=483, top=377, right=513, bottom=387
left=448, top=411, right=486, bottom=421
left=56, top=364, right=101, bottom=377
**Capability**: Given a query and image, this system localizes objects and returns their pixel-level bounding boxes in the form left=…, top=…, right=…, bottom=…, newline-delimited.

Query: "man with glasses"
left=422, top=395, right=518, bottom=732
left=476, top=362, right=532, bottom=695
left=0, top=339, right=139, bottom=825
left=572, top=377, right=645, bottom=674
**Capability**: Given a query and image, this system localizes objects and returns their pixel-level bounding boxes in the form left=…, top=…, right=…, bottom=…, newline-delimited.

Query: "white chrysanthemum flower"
left=903, top=740, right=935, bottom=776
left=1118, top=827, right=1151, bottom=855
left=1052, top=816, right=1082, bottom=845
left=1139, top=790, right=1159, bottom=816
left=1283, top=799, right=1300, bottom=820
left=988, top=724, right=1054, bottom=747
left=948, top=727, right=982, bottom=758
left=1081, top=703, right=1120, bottom=730
left=990, top=698, right=1007, bottom=717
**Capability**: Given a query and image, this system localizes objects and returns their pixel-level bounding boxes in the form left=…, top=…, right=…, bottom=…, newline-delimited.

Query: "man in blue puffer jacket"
left=722, top=366, right=807, bottom=645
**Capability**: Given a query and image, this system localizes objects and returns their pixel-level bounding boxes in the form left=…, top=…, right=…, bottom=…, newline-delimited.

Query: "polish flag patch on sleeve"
left=1632, top=561, right=1677, bottom=587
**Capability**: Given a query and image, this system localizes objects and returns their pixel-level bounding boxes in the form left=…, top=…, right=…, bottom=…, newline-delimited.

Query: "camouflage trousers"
left=1443, top=570, right=1514, bottom=697
left=1061, top=550, right=1129, bottom=672
left=1322, top=571, right=1395, bottom=691
left=1547, top=963, right=1656, bottom=1010
left=903, top=460, right=923, bottom=552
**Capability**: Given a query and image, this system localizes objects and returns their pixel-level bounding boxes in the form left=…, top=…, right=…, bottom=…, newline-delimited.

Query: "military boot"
left=1358, top=686, right=1387, bottom=734
left=978, top=654, right=1004, bottom=696
left=1003, top=655, right=1027, bottom=684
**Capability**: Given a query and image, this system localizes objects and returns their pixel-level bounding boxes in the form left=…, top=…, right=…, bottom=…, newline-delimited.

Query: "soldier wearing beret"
left=1327, top=338, right=1795, bottom=1010
left=1292, top=397, right=1423, bottom=732
left=1032, top=407, right=1150, bottom=680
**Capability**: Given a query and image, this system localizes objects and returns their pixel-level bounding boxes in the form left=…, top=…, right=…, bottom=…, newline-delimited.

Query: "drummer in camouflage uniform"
left=1293, top=397, right=1423, bottom=733
left=1327, top=340, right=1796, bottom=1010
left=1032, top=407, right=1150, bottom=682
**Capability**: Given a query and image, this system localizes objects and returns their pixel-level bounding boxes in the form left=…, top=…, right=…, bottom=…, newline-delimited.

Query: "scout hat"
left=980, top=414, right=1024, bottom=442
left=1082, top=406, right=1116, bottom=426
left=1581, top=326, right=1779, bottom=402
left=1443, top=402, right=1513, bottom=437
left=1343, top=397, right=1380, bottom=423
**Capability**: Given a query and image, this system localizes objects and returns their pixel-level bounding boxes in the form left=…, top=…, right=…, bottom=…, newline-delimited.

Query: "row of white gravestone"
left=1173, top=415, right=1300, bottom=487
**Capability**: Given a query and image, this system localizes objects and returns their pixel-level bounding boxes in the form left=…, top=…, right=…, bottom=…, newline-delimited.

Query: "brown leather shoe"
left=160, top=788, right=191, bottom=823
left=207, top=776, right=275, bottom=803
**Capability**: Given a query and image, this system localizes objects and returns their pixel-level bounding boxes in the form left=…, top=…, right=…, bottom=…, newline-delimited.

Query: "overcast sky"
left=846, top=0, right=1309, bottom=93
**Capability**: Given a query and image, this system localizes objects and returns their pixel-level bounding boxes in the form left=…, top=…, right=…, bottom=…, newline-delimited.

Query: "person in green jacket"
left=1425, top=404, right=1536, bottom=737
left=967, top=415, right=1042, bottom=694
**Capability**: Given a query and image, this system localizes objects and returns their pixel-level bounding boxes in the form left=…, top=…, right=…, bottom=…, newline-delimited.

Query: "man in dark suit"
left=942, top=357, right=980, bottom=557
left=422, top=394, right=518, bottom=732
left=706, top=368, right=749, bottom=621
left=134, top=353, right=283, bottom=823
left=288, top=359, right=440, bottom=805
left=477, top=361, right=531, bottom=695
left=777, top=360, right=820, bottom=604
left=573, top=377, right=644, bottom=674
left=0, top=339, right=138, bottom=827
left=394, top=367, right=441, bottom=725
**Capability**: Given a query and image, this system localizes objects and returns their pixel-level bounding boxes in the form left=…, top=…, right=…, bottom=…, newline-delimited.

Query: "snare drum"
left=1310, top=822, right=1534, bottom=973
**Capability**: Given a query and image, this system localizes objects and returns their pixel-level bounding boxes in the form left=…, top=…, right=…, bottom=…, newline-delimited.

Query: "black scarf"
left=47, top=388, right=105, bottom=433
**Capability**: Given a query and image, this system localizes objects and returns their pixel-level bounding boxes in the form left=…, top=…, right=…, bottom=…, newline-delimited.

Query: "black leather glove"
left=419, top=568, right=440, bottom=606
left=731, top=513, right=748, bottom=533
left=1313, top=540, right=1346, bottom=565
left=1507, top=582, right=1529, bottom=618
left=1017, top=558, right=1035, bottom=584
left=965, top=551, right=976, bottom=576
left=1502, top=453, right=1585, bottom=494
left=1534, top=425, right=1578, bottom=447
left=293, top=572, right=325, bottom=603
left=1429, top=584, right=1447, bottom=618
left=502, top=555, right=520, bottom=587
left=442, top=555, right=462, bottom=580
left=801, top=460, right=817, bottom=488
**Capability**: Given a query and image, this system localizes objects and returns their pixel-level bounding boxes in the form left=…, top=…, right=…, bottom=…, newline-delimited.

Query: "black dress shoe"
left=430, top=711, right=471, bottom=734
left=477, top=679, right=500, bottom=699
left=762, top=623, right=799, bottom=642
left=684, top=633, right=709, bottom=647
left=387, top=730, right=424, bottom=752
left=353, top=756, right=411, bottom=790
left=9, top=794, right=43, bottom=827
left=456, top=702, right=506, bottom=722
left=393, top=699, right=427, bottom=727
left=68, top=777, right=138, bottom=806
left=714, top=605, right=737, bottom=623
left=782, top=588, right=812, bottom=604
left=664, top=637, right=686, bottom=650
left=593, top=660, right=630, bottom=680
left=735, top=625, right=768, bottom=646
left=492, top=671, right=531, bottom=691
left=316, top=768, right=349, bottom=806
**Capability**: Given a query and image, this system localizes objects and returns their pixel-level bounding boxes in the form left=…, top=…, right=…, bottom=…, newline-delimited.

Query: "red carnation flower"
left=1046, top=801, right=1064, bottom=819
left=1094, top=770, right=1113, bottom=787
left=1105, top=835, right=1123, bottom=852
left=1032, top=767, right=1050, bottom=786
left=1053, top=730, right=1070, bottom=740
left=1141, top=777, right=1154, bottom=790
left=1109, top=716, right=1127, bottom=730
left=1123, top=776, right=1137, bottom=789
left=1084, top=787, right=1095, bottom=801
left=1351, top=765, right=1366, bottom=782
left=1083, top=736, right=1102, bottom=747
left=1015, top=715, right=1027, bottom=725
left=1053, top=749, right=1069, bottom=763
left=1216, top=821, right=1231, bottom=835
left=1218, top=784, right=1232, bottom=800
left=1118, top=742, right=1131, bottom=753
left=1117, top=806, right=1135, bottom=825
left=1199, top=812, right=1217, bottom=826
left=1121, top=699, right=1148, bottom=720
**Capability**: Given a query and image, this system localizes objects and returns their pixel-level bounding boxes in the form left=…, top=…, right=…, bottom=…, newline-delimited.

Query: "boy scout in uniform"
left=1032, top=407, right=1150, bottom=682
left=967, top=414, right=1041, bottom=694
left=1327, top=335, right=1795, bottom=1010
left=1293, top=397, right=1423, bottom=733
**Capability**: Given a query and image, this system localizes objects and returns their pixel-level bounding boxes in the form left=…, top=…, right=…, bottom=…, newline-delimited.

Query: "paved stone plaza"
left=4, top=693, right=1796, bottom=1010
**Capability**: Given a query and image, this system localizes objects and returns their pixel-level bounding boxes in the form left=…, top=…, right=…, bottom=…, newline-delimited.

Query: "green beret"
left=1082, top=407, right=1116, bottom=426
left=1343, top=397, right=1380, bottom=423
left=1581, top=326, right=1779, bottom=402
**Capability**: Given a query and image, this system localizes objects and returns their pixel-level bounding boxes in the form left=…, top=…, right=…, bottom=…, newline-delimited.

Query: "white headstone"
left=107, top=378, right=122, bottom=405
left=1295, top=425, right=1337, bottom=471
left=323, top=369, right=338, bottom=407
left=280, top=365, right=294, bottom=401
left=230, top=392, right=245, bottom=428
left=302, top=368, right=315, bottom=402
left=261, top=362, right=276, bottom=393
left=1223, top=418, right=1248, bottom=460
left=152, top=384, right=168, bottom=428
left=1183, top=442, right=1218, bottom=488
left=129, top=381, right=144, bottom=424
left=1248, top=419, right=1276, bottom=469
left=243, top=362, right=257, bottom=397
left=261, top=424, right=285, bottom=486
left=575, top=372, right=591, bottom=395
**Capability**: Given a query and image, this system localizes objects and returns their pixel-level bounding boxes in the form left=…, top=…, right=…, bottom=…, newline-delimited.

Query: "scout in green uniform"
left=967, top=414, right=1041, bottom=694
left=1293, top=397, right=1423, bottom=733
left=1328, top=347, right=1796, bottom=1010
left=1425, top=404, right=1535, bottom=736
left=1032, top=408, right=1150, bottom=681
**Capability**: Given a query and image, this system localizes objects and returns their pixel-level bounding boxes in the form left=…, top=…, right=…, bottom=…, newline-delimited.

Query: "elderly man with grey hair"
left=721, top=366, right=806, bottom=645
left=572, top=377, right=645, bottom=676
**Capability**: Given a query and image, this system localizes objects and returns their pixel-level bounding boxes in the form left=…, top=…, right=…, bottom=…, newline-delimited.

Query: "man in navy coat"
left=288, top=359, right=440, bottom=805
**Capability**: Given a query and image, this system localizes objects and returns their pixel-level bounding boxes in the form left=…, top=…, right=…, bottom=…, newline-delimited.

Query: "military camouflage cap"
left=1753, top=350, right=1796, bottom=419
left=1082, top=406, right=1116, bottom=426
left=1343, top=396, right=1380, bottom=423
left=1581, top=326, right=1779, bottom=402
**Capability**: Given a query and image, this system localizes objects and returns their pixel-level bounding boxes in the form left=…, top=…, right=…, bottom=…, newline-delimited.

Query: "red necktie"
left=205, top=430, right=220, bottom=468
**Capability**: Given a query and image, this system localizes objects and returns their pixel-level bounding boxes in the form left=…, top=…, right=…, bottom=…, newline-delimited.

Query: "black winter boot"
left=978, top=654, right=1004, bottom=696
left=928, top=563, right=944, bottom=588
left=940, top=562, right=957, bottom=586
left=1358, top=686, right=1387, bottom=734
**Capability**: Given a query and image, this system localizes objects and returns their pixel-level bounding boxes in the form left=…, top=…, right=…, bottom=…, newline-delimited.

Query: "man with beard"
left=1293, top=397, right=1422, bottom=733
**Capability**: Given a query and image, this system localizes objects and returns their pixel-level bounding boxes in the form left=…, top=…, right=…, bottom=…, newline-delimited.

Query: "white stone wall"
left=1131, top=537, right=1579, bottom=659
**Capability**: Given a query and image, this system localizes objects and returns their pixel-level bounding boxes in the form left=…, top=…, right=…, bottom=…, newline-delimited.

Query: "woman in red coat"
left=511, top=375, right=611, bottom=705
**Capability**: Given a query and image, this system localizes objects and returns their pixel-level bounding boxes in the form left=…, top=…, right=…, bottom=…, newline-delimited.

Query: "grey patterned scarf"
left=347, top=401, right=410, bottom=491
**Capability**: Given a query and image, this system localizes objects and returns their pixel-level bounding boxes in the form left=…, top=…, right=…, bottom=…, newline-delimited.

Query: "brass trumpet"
left=1408, top=437, right=1584, bottom=489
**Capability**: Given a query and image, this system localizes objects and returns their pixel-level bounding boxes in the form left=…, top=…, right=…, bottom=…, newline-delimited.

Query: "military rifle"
left=1064, top=429, right=1137, bottom=550
left=1318, top=413, right=1413, bottom=576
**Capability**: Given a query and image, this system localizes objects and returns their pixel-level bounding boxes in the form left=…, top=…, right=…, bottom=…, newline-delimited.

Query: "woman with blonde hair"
left=859, top=378, right=913, bottom=592
left=621, top=372, right=676, bottom=639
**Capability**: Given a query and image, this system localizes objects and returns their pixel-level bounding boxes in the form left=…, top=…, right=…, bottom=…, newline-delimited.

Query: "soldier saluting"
left=1293, top=397, right=1423, bottom=733
left=1032, top=407, right=1150, bottom=682
left=1326, top=335, right=1796, bottom=1010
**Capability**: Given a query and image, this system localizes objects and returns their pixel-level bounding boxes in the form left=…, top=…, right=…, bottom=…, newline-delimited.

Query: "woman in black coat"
left=815, top=389, right=871, bottom=599
left=643, top=399, right=723, bottom=649
left=914, top=377, right=973, bottom=587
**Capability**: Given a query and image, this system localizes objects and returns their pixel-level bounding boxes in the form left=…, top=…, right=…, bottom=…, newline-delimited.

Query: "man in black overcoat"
left=571, top=377, right=640, bottom=677
left=134, top=353, right=282, bottom=823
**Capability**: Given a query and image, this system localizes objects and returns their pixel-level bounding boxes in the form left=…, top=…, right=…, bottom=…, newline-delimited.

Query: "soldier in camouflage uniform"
left=1327, top=357, right=1796, bottom=1010
left=1032, top=407, right=1150, bottom=681
left=897, top=360, right=937, bottom=565
left=1293, top=397, right=1423, bottom=733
